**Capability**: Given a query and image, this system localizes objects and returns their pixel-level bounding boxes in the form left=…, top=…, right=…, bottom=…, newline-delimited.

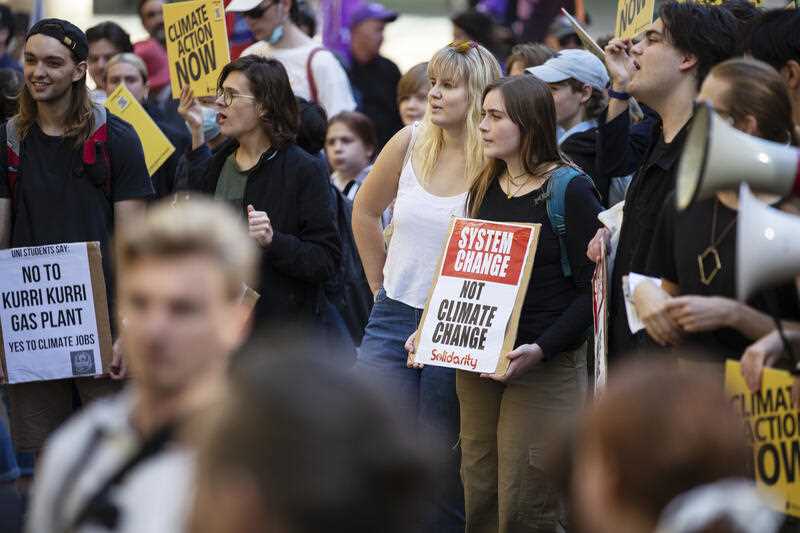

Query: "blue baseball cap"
left=526, top=49, right=609, bottom=91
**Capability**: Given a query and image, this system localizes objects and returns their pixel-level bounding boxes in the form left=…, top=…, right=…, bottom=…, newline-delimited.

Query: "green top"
left=215, top=153, right=248, bottom=209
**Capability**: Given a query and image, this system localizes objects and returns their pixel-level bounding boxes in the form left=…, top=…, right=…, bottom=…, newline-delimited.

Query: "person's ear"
left=580, top=84, right=592, bottom=105
left=678, top=52, right=698, bottom=75
left=738, top=114, right=759, bottom=137
left=780, top=60, right=800, bottom=92
left=74, top=60, right=88, bottom=82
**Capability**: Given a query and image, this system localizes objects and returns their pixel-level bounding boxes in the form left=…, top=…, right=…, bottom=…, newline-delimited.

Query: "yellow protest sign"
left=104, top=84, right=175, bottom=176
left=726, top=360, right=800, bottom=517
left=164, top=0, right=230, bottom=98
left=680, top=0, right=762, bottom=5
left=615, top=0, right=656, bottom=39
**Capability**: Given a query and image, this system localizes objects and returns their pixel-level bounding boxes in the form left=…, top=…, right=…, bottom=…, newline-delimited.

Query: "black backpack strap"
left=69, top=422, right=177, bottom=531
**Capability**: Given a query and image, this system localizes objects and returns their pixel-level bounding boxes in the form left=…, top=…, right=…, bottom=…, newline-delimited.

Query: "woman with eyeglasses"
left=632, top=57, right=800, bottom=372
left=177, top=55, right=342, bottom=340
left=352, top=41, right=501, bottom=532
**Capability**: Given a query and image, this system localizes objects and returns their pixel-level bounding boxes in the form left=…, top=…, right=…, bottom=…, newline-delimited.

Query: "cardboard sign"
left=164, top=0, right=230, bottom=98
left=105, top=83, right=175, bottom=176
left=683, top=0, right=761, bottom=5
left=0, top=242, right=112, bottom=384
left=725, top=360, right=800, bottom=517
left=561, top=8, right=605, bottom=63
left=592, top=239, right=608, bottom=396
left=414, top=218, right=539, bottom=374
left=615, top=0, right=656, bottom=40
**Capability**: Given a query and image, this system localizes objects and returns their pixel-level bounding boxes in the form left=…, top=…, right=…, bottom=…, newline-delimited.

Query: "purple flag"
left=321, top=0, right=361, bottom=60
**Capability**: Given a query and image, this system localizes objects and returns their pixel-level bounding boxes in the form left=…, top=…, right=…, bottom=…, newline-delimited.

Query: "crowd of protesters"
left=0, top=0, right=798, bottom=532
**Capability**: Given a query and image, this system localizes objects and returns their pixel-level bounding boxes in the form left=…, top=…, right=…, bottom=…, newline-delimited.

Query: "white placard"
left=414, top=218, right=539, bottom=374
left=0, top=243, right=104, bottom=383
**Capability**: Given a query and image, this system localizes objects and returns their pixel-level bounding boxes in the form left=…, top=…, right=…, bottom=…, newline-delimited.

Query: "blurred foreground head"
left=572, top=360, right=752, bottom=533
left=116, top=197, right=258, bottom=396
left=189, top=328, right=431, bottom=533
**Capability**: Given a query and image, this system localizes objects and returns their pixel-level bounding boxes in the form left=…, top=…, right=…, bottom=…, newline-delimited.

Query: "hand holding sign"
left=481, top=343, right=545, bottom=383
left=604, top=38, right=636, bottom=91
left=405, top=331, right=424, bottom=369
left=178, top=86, right=205, bottom=131
left=247, top=205, right=273, bottom=248
left=741, top=330, right=788, bottom=393
left=587, top=227, right=611, bottom=264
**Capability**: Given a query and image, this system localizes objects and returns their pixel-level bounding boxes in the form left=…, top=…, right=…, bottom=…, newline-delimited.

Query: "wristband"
left=608, top=88, right=631, bottom=100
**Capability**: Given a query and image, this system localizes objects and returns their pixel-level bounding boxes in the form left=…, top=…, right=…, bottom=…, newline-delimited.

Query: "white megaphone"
left=736, top=184, right=800, bottom=301
left=676, top=103, right=800, bottom=210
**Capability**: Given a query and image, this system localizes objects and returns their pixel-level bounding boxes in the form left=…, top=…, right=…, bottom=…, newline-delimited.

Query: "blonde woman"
left=352, top=41, right=501, bottom=532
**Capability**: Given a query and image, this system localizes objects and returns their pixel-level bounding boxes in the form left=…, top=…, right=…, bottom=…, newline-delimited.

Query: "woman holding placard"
left=352, top=41, right=501, bottom=532
left=458, top=74, right=601, bottom=531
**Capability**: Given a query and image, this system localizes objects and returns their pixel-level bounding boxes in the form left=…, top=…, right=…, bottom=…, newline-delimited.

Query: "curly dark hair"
left=218, top=55, right=299, bottom=148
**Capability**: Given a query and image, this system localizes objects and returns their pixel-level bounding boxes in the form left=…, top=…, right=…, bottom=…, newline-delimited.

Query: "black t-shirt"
left=645, top=192, right=800, bottom=361
left=476, top=173, right=602, bottom=358
left=0, top=114, right=153, bottom=318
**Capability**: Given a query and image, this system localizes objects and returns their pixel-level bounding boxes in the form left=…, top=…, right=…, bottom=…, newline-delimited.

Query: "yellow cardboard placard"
left=104, top=84, right=175, bottom=177
left=725, top=360, right=800, bottom=517
left=681, top=0, right=762, bottom=5
left=164, top=0, right=230, bottom=98
left=615, top=0, right=656, bottom=40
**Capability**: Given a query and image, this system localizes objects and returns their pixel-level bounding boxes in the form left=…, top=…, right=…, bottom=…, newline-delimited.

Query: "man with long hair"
left=0, top=19, right=152, bottom=462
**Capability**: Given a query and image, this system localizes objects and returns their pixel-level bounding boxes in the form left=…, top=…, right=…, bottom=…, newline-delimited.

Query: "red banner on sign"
left=440, top=219, right=532, bottom=286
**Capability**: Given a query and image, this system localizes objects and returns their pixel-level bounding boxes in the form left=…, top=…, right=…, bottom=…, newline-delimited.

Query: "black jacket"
left=180, top=140, right=342, bottom=324
left=561, top=128, right=605, bottom=204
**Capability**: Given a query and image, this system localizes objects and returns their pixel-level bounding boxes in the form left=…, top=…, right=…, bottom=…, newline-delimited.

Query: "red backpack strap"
left=5, top=117, right=21, bottom=203
left=83, top=105, right=108, bottom=164
left=305, top=46, right=326, bottom=104
left=82, top=105, right=112, bottom=197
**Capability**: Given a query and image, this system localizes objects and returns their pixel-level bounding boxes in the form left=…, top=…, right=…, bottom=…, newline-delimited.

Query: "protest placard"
left=105, top=83, right=175, bottom=176
left=0, top=242, right=112, bottom=384
left=725, top=360, right=800, bottom=517
left=592, top=239, right=608, bottom=396
left=560, top=8, right=605, bottom=62
left=615, top=0, right=656, bottom=40
left=164, top=0, right=230, bottom=98
left=413, top=218, right=539, bottom=375
left=682, top=0, right=762, bottom=5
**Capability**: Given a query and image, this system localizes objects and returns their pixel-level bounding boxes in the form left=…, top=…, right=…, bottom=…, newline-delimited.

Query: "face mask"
left=265, top=4, right=285, bottom=45
left=267, top=24, right=284, bottom=45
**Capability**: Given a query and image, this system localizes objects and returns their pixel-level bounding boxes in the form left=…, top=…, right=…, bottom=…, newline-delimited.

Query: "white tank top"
left=383, top=124, right=468, bottom=308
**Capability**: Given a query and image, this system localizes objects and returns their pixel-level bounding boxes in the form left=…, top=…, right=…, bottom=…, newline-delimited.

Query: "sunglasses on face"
left=243, top=1, right=278, bottom=19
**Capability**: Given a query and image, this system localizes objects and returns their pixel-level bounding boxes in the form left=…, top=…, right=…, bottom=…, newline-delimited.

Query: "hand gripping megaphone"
left=736, top=184, right=800, bottom=301
left=676, top=103, right=800, bottom=210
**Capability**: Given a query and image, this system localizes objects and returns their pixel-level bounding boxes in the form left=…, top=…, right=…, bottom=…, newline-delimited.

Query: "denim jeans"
left=355, top=288, right=465, bottom=533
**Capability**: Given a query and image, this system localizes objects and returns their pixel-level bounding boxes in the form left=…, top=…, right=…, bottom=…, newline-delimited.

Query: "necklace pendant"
left=697, top=246, right=722, bottom=286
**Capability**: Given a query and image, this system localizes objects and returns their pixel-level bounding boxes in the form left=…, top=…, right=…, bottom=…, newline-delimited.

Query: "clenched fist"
left=248, top=204, right=273, bottom=248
